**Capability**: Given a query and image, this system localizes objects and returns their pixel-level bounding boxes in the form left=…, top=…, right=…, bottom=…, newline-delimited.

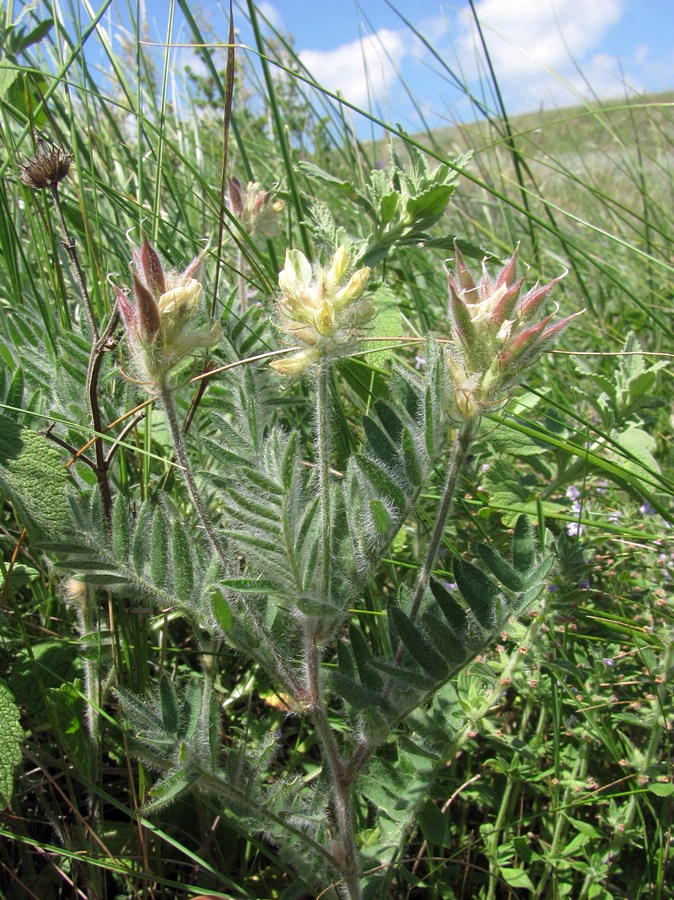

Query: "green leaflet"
left=172, top=519, right=194, bottom=602
left=355, top=454, right=408, bottom=517
left=389, top=606, right=448, bottom=680
left=374, top=399, right=404, bottom=444
left=477, top=542, right=525, bottom=591
left=219, top=578, right=285, bottom=594
left=0, top=680, right=22, bottom=810
left=330, top=671, right=387, bottom=712
left=112, top=494, right=131, bottom=561
left=453, top=558, right=499, bottom=630
left=430, top=578, right=468, bottom=633
left=150, top=506, right=168, bottom=589
left=512, top=514, right=536, bottom=573
left=349, top=624, right=384, bottom=692
left=159, top=675, right=180, bottom=735
left=144, top=768, right=200, bottom=813
left=210, top=589, right=234, bottom=633
left=363, top=415, right=398, bottom=468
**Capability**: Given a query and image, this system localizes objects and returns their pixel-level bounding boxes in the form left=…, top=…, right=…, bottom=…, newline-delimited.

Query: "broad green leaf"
left=499, top=867, right=535, bottom=891
left=364, top=288, right=402, bottom=365
left=0, top=415, right=70, bottom=538
left=0, top=679, right=22, bottom=810
left=648, top=782, right=674, bottom=797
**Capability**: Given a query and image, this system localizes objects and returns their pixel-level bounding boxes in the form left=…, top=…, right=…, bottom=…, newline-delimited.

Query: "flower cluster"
left=227, top=177, right=285, bottom=238
left=114, top=239, right=219, bottom=383
left=445, top=247, right=582, bottom=420
left=270, top=245, right=374, bottom=375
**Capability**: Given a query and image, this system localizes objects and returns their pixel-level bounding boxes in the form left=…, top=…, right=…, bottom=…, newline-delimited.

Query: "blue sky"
left=137, top=1, right=673, bottom=133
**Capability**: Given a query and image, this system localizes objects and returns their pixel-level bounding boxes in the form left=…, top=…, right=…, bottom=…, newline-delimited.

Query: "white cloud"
left=257, top=2, right=283, bottom=31
left=299, top=28, right=408, bottom=109
left=454, top=0, right=630, bottom=110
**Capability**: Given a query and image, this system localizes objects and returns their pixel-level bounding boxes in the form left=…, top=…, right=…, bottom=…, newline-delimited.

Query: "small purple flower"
left=566, top=485, right=581, bottom=503
left=415, top=354, right=427, bottom=370
left=566, top=521, right=584, bottom=537
left=603, top=657, right=615, bottom=667
left=639, top=500, right=655, bottom=516
left=607, top=510, right=622, bottom=525
left=443, top=581, right=458, bottom=592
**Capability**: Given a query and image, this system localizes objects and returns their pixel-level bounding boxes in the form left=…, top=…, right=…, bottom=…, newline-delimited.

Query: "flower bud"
left=443, top=247, right=582, bottom=420
left=114, top=239, right=217, bottom=383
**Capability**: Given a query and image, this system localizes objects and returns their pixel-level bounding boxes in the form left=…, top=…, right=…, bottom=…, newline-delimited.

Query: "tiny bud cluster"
left=227, top=176, right=285, bottom=238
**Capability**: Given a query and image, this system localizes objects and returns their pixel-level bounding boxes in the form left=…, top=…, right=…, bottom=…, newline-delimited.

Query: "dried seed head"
left=19, top=144, right=72, bottom=189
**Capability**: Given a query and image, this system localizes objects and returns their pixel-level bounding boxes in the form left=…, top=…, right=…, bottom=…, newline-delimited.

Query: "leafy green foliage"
left=1, top=4, right=671, bottom=897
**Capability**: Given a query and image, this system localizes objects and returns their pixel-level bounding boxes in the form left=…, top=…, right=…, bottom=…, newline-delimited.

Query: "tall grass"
left=0, top=1, right=672, bottom=897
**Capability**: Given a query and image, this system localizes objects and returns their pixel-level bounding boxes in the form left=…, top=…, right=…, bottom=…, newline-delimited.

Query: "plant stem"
left=386, top=418, right=476, bottom=688
left=237, top=247, right=247, bottom=312
left=316, top=360, right=333, bottom=602
left=306, top=358, right=360, bottom=899
left=48, top=179, right=98, bottom=342
left=305, top=629, right=361, bottom=899
left=44, top=153, right=118, bottom=526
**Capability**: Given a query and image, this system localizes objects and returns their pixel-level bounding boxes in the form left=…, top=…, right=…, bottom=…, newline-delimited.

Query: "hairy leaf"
left=389, top=606, right=448, bottom=680
left=453, top=559, right=499, bottom=629
left=0, top=680, right=22, bottom=810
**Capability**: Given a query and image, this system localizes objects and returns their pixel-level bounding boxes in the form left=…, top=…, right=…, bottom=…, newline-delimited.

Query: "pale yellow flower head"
left=271, top=245, right=374, bottom=375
